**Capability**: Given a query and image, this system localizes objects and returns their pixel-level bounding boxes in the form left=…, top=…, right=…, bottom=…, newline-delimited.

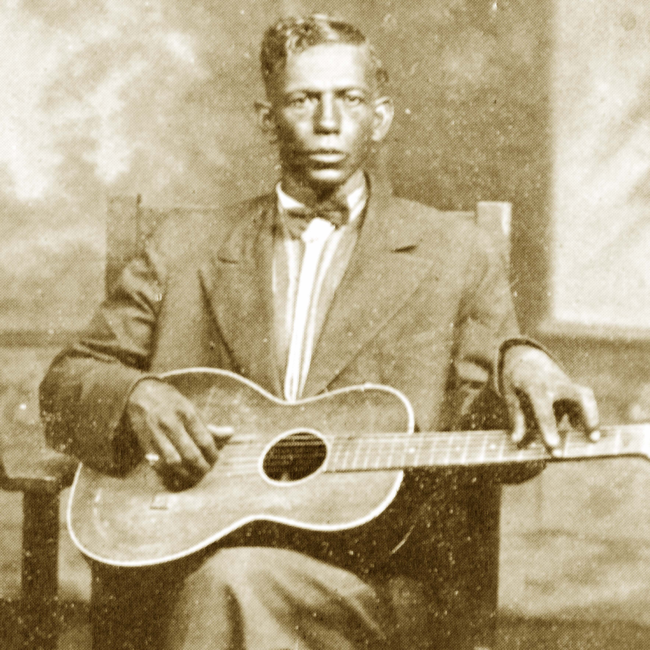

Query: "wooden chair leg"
left=465, top=482, right=501, bottom=650
left=21, top=491, right=61, bottom=650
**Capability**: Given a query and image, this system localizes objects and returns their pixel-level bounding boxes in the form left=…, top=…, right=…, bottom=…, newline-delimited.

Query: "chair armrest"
left=0, top=424, right=79, bottom=649
left=0, top=425, right=78, bottom=494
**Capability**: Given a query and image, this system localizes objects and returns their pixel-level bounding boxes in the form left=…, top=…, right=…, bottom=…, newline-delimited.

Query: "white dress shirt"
left=274, top=182, right=367, bottom=401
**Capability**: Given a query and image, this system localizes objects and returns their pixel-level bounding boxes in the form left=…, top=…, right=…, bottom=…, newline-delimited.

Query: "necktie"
left=285, top=198, right=349, bottom=238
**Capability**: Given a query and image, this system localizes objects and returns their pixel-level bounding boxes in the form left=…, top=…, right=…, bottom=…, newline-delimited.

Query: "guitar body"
left=68, top=369, right=414, bottom=567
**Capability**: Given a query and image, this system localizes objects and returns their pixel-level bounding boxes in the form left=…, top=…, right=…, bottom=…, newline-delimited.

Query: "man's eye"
left=344, top=94, right=364, bottom=106
left=288, top=95, right=311, bottom=108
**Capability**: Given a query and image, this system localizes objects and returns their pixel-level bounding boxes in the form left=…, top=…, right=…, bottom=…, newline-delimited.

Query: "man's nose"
left=314, top=94, right=341, bottom=133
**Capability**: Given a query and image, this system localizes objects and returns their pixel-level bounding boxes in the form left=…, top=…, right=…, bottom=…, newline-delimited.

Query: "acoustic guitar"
left=68, top=368, right=650, bottom=567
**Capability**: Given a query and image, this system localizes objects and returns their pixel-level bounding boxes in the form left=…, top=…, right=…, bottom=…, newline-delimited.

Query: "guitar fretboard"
left=325, top=424, right=650, bottom=472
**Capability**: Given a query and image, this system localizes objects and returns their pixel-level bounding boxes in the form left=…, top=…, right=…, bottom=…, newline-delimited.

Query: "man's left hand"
left=501, top=346, right=600, bottom=453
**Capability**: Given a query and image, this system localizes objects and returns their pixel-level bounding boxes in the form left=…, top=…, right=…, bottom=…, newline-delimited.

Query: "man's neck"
left=280, top=169, right=366, bottom=207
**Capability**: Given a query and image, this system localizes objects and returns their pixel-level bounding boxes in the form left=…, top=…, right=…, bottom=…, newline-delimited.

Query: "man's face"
left=264, top=43, right=390, bottom=194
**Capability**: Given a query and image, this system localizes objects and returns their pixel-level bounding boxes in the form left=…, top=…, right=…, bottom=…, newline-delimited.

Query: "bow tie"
left=285, top=198, right=350, bottom=237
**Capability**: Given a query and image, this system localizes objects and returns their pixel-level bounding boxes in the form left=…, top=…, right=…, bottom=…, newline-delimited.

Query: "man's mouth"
left=305, top=150, right=347, bottom=165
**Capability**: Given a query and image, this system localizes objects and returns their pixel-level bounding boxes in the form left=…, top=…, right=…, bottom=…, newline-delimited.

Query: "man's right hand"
left=126, top=379, right=218, bottom=486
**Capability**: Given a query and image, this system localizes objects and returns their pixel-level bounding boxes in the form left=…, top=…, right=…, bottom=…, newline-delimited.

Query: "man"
left=40, top=14, right=599, bottom=650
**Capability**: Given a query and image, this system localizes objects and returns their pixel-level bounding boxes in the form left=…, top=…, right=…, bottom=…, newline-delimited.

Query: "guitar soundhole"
left=262, top=431, right=327, bottom=483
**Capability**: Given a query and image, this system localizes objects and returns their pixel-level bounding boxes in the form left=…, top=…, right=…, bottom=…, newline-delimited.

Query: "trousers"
left=92, top=546, right=448, bottom=650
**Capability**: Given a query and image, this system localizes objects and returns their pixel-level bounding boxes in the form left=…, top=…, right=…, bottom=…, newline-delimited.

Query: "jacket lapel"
left=302, top=184, right=437, bottom=397
left=200, top=186, right=444, bottom=400
left=200, top=196, right=282, bottom=395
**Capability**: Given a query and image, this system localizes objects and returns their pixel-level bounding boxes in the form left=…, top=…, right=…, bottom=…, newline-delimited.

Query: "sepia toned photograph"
left=0, top=1, right=649, bottom=649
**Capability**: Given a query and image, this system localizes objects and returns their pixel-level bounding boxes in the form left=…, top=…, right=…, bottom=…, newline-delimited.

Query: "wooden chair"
left=0, top=424, right=78, bottom=648
left=0, top=196, right=512, bottom=650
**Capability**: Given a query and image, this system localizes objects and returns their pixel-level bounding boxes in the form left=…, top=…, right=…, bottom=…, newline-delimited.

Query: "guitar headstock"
left=554, top=423, right=650, bottom=461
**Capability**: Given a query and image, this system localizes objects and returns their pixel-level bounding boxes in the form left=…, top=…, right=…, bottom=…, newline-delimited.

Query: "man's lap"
left=91, top=547, right=388, bottom=649
left=165, top=547, right=392, bottom=649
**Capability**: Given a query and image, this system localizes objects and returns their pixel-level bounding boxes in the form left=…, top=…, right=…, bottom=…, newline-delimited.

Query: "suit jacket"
left=40, top=179, right=517, bottom=474
left=40, top=179, right=526, bottom=648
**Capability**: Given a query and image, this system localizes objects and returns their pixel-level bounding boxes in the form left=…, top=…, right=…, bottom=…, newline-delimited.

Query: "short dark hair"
left=260, top=14, right=388, bottom=92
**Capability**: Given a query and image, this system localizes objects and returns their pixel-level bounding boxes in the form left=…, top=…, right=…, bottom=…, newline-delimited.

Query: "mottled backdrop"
left=0, top=0, right=555, bottom=334
left=552, top=0, right=650, bottom=329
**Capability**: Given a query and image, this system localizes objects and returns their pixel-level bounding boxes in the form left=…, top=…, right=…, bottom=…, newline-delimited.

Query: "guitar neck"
left=325, top=424, right=650, bottom=472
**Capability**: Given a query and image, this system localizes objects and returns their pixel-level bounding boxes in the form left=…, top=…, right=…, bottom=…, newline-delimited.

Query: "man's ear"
left=255, top=100, right=276, bottom=134
left=371, top=96, right=394, bottom=143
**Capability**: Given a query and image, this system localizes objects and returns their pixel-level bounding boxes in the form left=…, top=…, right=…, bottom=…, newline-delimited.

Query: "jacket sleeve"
left=449, top=227, right=545, bottom=483
left=451, top=226, right=519, bottom=415
left=39, top=243, right=166, bottom=474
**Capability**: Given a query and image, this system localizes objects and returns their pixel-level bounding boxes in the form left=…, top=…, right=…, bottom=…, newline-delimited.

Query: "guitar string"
left=204, top=431, right=620, bottom=456
left=199, top=435, right=622, bottom=476
left=206, top=431, right=617, bottom=453
left=205, top=454, right=620, bottom=474
left=188, top=441, right=633, bottom=478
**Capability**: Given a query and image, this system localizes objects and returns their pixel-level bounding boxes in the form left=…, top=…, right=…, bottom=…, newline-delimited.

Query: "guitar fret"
left=339, top=439, right=350, bottom=468
left=332, top=441, right=342, bottom=471
left=351, top=437, right=363, bottom=471
left=460, top=433, right=470, bottom=465
left=373, top=437, right=382, bottom=469
left=490, top=441, right=499, bottom=462
left=418, top=435, right=426, bottom=466
left=403, top=439, right=412, bottom=467
left=371, top=438, right=379, bottom=470
left=478, top=432, right=489, bottom=466
left=377, top=437, right=387, bottom=469
left=386, top=435, right=396, bottom=470
left=404, top=436, right=415, bottom=466
left=427, top=434, right=437, bottom=466
left=373, top=439, right=380, bottom=469
left=413, top=435, right=423, bottom=467
left=356, top=438, right=365, bottom=469
left=328, top=439, right=339, bottom=470
left=464, top=433, right=476, bottom=465
left=421, top=435, right=430, bottom=467
left=341, top=440, right=353, bottom=471
left=363, top=437, right=373, bottom=470
left=362, top=438, right=371, bottom=470
left=379, top=437, right=391, bottom=469
left=400, top=436, right=409, bottom=467
left=445, top=432, right=454, bottom=465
